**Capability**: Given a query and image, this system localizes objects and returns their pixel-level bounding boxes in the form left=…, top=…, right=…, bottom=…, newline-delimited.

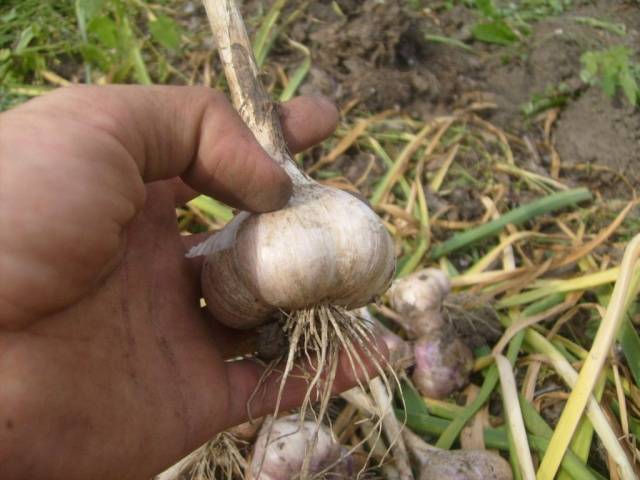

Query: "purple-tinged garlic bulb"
left=412, top=333, right=474, bottom=399
left=248, top=415, right=353, bottom=480
left=388, top=269, right=474, bottom=398
left=404, top=428, right=512, bottom=480
left=375, top=320, right=414, bottom=371
left=419, top=450, right=512, bottom=480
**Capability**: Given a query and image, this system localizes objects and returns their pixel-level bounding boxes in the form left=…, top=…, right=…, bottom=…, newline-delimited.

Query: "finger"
left=21, top=85, right=292, bottom=213
left=220, top=334, right=389, bottom=429
left=279, top=96, right=339, bottom=154
left=201, top=308, right=258, bottom=359
left=169, top=178, right=200, bottom=206
left=181, top=231, right=214, bottom=251
left=171, top=96, right=338, bottom=206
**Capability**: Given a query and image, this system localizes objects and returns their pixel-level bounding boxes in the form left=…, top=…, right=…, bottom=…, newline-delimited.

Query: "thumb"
left=29, top=85, right=293, bottom=212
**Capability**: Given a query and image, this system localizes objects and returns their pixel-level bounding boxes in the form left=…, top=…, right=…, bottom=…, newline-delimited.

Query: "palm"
left=0, top=184, right=245, bottom=480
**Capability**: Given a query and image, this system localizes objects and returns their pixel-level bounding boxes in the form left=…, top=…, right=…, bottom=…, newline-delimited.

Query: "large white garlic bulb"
left=189, top=183, right=395, bottom=328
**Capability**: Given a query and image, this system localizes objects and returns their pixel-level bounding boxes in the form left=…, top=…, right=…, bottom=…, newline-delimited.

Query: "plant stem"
left=430, top=188, right=592, bottom=260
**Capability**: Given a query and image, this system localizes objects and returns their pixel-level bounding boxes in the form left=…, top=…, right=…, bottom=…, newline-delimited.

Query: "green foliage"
left=0, top=2, right=77, bottom=107
left=521, top=83, right=571, bottom=116
left=580, top=46, right=640, bottom=106
left=573, top=16, right=626, bottom=36
left=472, top=20, right=519, bottom=45
left=149, top=15, right=183, bottom=51
left=466, top=0, right=572, bottom=46
left=0, top=0, right=186, bottom=105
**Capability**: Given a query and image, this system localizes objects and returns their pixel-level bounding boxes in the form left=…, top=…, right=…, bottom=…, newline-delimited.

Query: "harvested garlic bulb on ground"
left=248, top=415, right=352, bottom=480
left=412, top=333, right=474, bottom=399
left=191, top=0, right=395, bottom=329
left=419, top=450, right=513, bottom=480
left=388, top=268, right=451, bottom=337
left=388, top=268, right=474, bottom=398
left=404, top=428, right=512, bottom=480
left=375, top=320, right=415, bottom=371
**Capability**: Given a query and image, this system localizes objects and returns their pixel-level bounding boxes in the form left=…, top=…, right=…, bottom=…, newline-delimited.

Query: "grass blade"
left=430, top=188, right=592, bottom=260
left=537, top=234, right=640, bottom=480
left=252, top=0, right=287, bottom=67
left=496, top=354, right=536, bottom=480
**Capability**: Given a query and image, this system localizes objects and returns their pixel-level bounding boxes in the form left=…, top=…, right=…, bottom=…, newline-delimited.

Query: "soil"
left=250, top=0, right=640, bottom=193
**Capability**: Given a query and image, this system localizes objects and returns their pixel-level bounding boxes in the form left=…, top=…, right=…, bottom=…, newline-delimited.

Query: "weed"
left=580, top=46, right=640, bottom=106
left=0, top=0, right=187, bottom=109
left=466, top=0, right=572, bottom=46
left=521, top=82, right=573, bottom=117
left=0, top=2, right=77, bottom=108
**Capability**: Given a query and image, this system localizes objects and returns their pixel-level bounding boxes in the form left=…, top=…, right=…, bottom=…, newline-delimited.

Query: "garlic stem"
left=202, top=0, right=309, bottom=187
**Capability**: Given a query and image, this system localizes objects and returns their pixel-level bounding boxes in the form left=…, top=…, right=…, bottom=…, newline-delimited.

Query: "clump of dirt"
left=555, top=87, right=640, bottom=182
left=290, top=0, right=438, bottom=111
left=430, top=1, right=640, bottom=191
left=480, top=19, right=588, bottom=129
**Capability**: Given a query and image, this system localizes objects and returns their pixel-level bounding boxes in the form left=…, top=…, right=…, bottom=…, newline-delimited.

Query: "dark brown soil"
left=251, top=0, right=640, bottom=194
left=292, top=0, right=437, bottom=112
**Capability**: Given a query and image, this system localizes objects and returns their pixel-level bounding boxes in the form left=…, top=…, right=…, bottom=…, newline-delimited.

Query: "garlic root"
left=156, top=431, right=248, bottom=480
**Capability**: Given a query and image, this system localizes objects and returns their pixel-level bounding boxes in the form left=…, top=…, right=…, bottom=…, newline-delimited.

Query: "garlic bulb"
left=387, top=269, right=473, bottom=398
left=388, top=268, right=451, bottom=337
left=404, top=428, right=512, bottom=480
left=192, top=0, right=395, bottom=329
left=248, top=415, right=351, bottom=480
left=419, top=450, right=513, bottom=480
left=374, top=319, right=414, bottom=371
left=190, top=183, right=395, bottom=329
left=412, top=332, right=474, bottom=399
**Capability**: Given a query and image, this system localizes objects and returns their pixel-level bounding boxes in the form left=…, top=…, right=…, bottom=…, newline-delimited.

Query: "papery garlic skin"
left=190, top=184, right=395, bottom=329
left=248, top=415, right=348, bottom=480
left=419, top=450, right=512, bottom=480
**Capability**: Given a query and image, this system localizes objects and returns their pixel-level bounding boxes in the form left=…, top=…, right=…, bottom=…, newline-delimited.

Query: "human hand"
left=0, top=86, right=368, bottom=480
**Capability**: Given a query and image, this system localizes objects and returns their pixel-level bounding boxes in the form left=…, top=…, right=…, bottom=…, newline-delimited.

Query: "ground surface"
left=247, top=0, right=640, bottom=194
